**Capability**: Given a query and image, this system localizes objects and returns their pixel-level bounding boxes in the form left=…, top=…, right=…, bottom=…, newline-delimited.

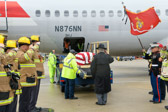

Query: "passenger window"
left=156, top=9, right=161, bottom=16
left=166, top=9, right=168, bottom=16
left=117, top=10, right=122, bottom=17
left=82, top=10, right=87, bottom=17
left=64, top=10, right=69, bottom=17
left=73, top=10, right=78, bottom=17
left=100, top=10, right=105, bottom=17
left=45, top=10, right=50, bottom=17
left=136, top=10, right=141, bottom=13
left=91, top=10, right=96, bottom=17
left=109, top=10, right=114, bottom=17
left=35, top=10, right=41, bottom=17
left=55, top=10, right=60, bottom=17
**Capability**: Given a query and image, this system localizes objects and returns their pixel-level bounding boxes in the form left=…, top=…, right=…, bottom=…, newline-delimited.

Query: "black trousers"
left=160, top=79, right=166, bottom=100
left=0, top=105, right=9, bottom=112
left=29, top=79, right=41, bottom=111
left=19, top=87, right=32, bottom=112
left=6, top=94, right=17, bottom=112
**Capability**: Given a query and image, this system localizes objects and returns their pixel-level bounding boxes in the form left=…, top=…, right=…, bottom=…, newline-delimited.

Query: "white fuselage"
left=1, top=0, right=168, bottom=55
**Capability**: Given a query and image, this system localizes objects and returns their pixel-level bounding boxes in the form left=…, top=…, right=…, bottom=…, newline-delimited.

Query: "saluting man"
left=142, top=42, right=162, bottom=104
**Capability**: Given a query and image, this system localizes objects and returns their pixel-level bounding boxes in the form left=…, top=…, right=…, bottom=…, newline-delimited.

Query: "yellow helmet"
left=18, top=37, right=30, bottom=45
left=6, top=40, right=17, bottom=48
left=31, top=35, right=40, bottom=42
left=0, top=35, right=6, bottom=44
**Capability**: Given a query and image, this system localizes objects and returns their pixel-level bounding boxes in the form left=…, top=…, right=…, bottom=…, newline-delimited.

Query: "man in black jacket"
left=91, top=44, right=114, bottom=105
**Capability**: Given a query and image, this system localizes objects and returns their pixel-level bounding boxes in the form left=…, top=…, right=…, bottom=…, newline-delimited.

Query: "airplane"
left=0, top=0, right=168, bottom=56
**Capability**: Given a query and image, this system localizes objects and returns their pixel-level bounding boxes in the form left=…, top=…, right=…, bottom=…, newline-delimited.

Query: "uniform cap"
left=150, top=42, right=159, bottom=48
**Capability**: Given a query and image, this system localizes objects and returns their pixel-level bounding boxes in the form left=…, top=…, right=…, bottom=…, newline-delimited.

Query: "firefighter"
left=62, top=49, right=81, bottom=99
left=48, top=50, right=57, bottom=84
left=142, top=42, right=162, bottom=103
left=29, top=35, right=45, bottom=112
left=0, top=34, right=14, bottom=112
left=5, top=40, right=21, bottom=112
left=16, top=37, right=37, bottom=112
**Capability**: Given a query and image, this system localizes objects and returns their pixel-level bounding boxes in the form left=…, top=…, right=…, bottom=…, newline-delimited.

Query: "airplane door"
left=0, top=0, right=8, bottom=31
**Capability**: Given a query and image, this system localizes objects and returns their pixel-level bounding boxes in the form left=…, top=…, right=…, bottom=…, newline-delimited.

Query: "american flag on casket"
left=75, top=52, right=95, bottom=65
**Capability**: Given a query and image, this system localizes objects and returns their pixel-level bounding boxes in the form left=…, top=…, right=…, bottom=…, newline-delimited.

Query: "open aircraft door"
left=0, top=0, right=8, bottom=31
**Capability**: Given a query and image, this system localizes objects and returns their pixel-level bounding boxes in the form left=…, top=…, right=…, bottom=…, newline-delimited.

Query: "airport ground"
left=36, top=59, right=168, bottom=112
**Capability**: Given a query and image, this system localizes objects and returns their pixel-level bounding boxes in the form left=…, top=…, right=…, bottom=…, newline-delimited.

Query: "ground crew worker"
left=76, top=39, right=84, bottom=52
left=48, top=50, right=57, bottom=84
left=29, top=35, right=45, bottom=112
left=5, top=40, right=21, bottom=112
left=0, top=35, right=14, bottom=112
left=63, top=39, right=71, bottom=53
left=142, top=42, right=162, bottom=103
left=62, top=49, right=81, bottom=99
left=16, top=37, right=37, bottom=112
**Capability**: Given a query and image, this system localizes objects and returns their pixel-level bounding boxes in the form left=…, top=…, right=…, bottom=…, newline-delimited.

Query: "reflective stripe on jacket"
left=62, top=53, right=81, bottom=79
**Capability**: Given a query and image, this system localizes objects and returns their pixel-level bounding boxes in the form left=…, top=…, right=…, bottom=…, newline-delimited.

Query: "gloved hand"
left=4, top=64, right=13, bottom=69
left=79, top=72, right=85, bottom=79
left=7, top=72, right=12, bottom=76
left=11, top=73, right=20, bottom=82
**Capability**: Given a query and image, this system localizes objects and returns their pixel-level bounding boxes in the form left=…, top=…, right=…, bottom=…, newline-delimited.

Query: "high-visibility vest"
left=62, top=53, right=81, bottom=79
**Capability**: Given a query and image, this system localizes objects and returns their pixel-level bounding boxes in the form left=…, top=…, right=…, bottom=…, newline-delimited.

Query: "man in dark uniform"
left=142, top=42, right=162, bottom=103
left=91, top=44, right=114, bottom=105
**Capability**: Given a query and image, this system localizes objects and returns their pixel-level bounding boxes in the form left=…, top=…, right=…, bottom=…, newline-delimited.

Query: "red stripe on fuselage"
left=0, top=1, right=30, bottom=18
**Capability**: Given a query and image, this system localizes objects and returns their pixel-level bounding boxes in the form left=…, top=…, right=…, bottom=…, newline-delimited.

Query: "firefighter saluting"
left=16, top=37, right=37, bottom=112
left=29, top=35, right=45, bottom=112
left=0, top=34, right=14, bottom=112
left=142, top=42, right=162, bottom=103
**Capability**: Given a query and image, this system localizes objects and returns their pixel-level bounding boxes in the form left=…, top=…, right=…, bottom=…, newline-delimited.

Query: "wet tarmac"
left=37, top=60, right=168, bottom=112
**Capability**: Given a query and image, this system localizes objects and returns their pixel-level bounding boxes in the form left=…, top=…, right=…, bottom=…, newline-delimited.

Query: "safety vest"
left=16, top=49, right=37, bottom=87
left=48, top=52, right=57, bottom=67
left=64, top=41, right=70, bottom=49
left=62, top=53, right=81, bottom=79
left=77, top=43, right=84, bottom=51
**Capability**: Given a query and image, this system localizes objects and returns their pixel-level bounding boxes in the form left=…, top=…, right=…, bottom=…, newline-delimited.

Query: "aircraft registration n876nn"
left=0, top=0, right=168, bottom=55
